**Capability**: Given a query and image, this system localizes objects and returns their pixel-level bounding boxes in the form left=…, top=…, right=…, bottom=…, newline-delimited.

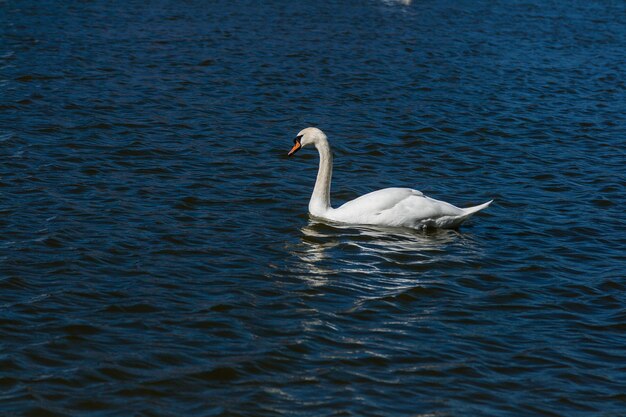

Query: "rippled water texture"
left=2, top=1, right=626, bottom=416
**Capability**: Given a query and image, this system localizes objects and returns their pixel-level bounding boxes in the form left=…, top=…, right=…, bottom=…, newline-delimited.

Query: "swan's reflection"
left=291, top=218, right=472, bottom=287
left=381, top=0, right=412, bottom=5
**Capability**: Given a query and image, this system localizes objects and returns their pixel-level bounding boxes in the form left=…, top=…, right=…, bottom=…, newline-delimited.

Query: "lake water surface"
left=1, top=1, right=626, bottom=416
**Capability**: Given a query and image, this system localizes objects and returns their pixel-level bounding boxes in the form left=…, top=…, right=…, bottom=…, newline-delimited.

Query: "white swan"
left=288, top=127, right=492, bottom=230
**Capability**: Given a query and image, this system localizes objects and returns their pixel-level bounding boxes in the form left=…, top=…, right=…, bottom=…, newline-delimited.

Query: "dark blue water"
left=2, top=1, right=626, bottom=416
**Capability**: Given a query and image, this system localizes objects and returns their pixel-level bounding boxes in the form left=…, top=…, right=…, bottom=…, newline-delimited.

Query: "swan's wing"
left=331, top=187, right=471, bottom=228
left=377, top=194, right=464, bottom=227
left=335, top=187, right=423, bottom=215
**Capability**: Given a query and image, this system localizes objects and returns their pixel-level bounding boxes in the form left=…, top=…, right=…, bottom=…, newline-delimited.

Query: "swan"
left=287, top=127, right=492, bottom=230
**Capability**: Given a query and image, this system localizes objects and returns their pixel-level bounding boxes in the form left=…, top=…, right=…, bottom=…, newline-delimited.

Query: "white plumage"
left=288, top=127, right=492, bottom=230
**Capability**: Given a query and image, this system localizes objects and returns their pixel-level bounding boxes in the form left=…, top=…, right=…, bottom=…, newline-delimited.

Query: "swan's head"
left=288, top=127, right=327, bottom=156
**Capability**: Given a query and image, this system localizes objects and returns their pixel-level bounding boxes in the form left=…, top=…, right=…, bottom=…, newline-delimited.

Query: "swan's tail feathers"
left=461, top=200, right=493, bottom=216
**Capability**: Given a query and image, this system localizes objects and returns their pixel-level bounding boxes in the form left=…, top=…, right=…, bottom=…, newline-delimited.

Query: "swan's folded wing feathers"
left=375, top=195, right=464, bottom=227
left=325, top=185, right=486, bottom=228
left=335, top=188, right=421, bottom=214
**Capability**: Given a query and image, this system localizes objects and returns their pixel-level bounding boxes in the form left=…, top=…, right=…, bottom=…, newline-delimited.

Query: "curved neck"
left=309, top=140, right=333, bottom=216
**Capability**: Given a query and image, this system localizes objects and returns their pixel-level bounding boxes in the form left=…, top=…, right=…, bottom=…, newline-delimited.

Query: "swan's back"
left=336, top=188, right=421, bottom=214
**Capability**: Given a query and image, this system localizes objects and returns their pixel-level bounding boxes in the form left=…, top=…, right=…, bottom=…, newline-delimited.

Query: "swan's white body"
left=288, top=127, right=492, bottom=230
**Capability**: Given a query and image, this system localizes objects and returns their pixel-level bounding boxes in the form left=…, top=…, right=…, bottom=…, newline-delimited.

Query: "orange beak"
left=287, top=141, right=301, bottom=156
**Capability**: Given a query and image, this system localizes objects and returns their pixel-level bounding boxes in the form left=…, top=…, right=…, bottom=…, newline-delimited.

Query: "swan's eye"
left=294, top=135, right=303, bottom=144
